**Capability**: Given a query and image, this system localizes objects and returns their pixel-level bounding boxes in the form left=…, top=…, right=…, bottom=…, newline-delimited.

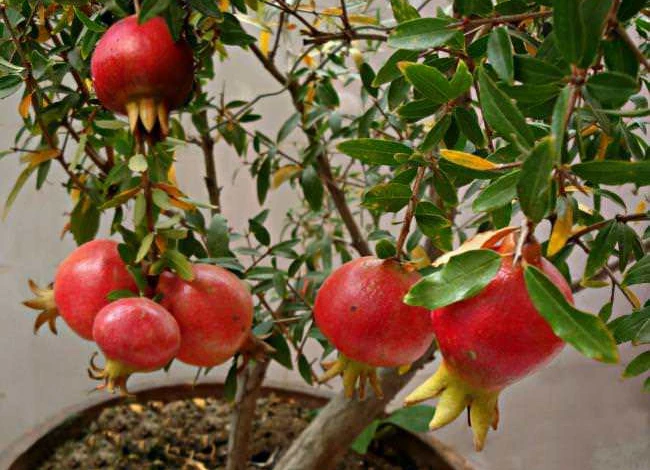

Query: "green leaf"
left=405, top=250, right=502, bottom=310
left=449, top=60, right=473, bottom=99
left=164, top=249, right=195, bottom=281
left=3, top=165, right=36, bottom=220
left=70, top=199, right=100, bottom=245
left=388, top=18, right=463, bottom=51
left=414, top=201, right=451, bottom=238
left=553, top=0, right=584, bottom=64
left=277, top=113, right=300, bottom=142
left=513, top=55, right=566, bottom=84
left=420, top=114, right=451, bottom=152
left=384, top=405, right=435, bottom=434
left=478, top=67, right=534, bottom=148
left=517, top=137, right=554, bottom=223
left=0, top=75, right=23, bottom=99
left=618, top=0, right=646, bottom=21
left=399, top=62, right=451, bottom=103
left=297, top=353, right=313, bottom=385
left=372, top=50, right=420, bottom=86
left=623, top=255, right=650, bottom=286
left=74, top=7, right=106, bottom=32
left=623, top=351, right=650, bottom=378
left=585, top=72, right=640, bottom=108
left=337, top=139, right=412, bottom=166
left=362, top=183, right=411, bottom=212
left=138, top=0, right=171, bottom=23
left=454, top=107, right=486, bottom=148
left=376, top=239, right=397, bottom=259
left=524, top=265, right=618, bottom=363
left=135, top=233, right=155, bottom=263
left=608, top=307, right=650, bottom=344
left=487, top=27, right=514, bottom=84
left=350, top=420, right=380, bottom=454
left=390, top=0, right=419, bottom=23
left=571, top=161, right=650, bottom=186
left=473, top=170, right=520, bottom=212
left=267, top=333, right=293, bottom=369
left=107, top=289, right=138, bottom=301
left=550, top=85, right=573, bottom=160
left=189, top=0, right=224, bottom=18
left=579, top=0, right=612, bottom=67
left=300, top=166, right=324, bottom=211
left=224, top=361, right=238, bottom=401
left=128, top=153, right=148, bottom=172
left=249, top=218, right=271, bottom=246
left=207, top=214, right=230, bottom=257
left=584, top=221, right=618, bottom=279
left=397, top=99, right=440, bottom=121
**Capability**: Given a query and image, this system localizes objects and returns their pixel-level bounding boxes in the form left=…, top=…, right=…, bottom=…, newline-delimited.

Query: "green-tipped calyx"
left=319, top=354, right=384, bottom=400
left=404, top=361, right=500, bottom=451
left=23, top=279, right=59, bottom=335
left=88, top=352, right=137, bottom=396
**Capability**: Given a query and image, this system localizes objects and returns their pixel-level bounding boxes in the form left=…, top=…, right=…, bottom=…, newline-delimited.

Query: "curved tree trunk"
left=275, top=346, right=436, bottom=470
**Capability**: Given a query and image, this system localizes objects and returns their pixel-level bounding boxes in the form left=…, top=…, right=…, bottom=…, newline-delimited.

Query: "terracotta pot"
left=0, top=380, right=472, bottom=470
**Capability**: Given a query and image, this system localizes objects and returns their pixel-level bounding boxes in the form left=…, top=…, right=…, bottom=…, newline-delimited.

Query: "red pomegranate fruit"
left=313, top=257, right=434, bottom=399
left=404, top=245, right=572, bottom=451
left=157, top=264, right=254, bottom=367
left=90, top=297, right=181, bottom=394
left=91, top=15, right=194, bottom=136
left=24, top=239, right=139, bottom=340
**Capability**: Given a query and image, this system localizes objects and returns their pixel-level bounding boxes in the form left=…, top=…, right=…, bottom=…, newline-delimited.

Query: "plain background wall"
left=1, top=4, right=649, bottom=469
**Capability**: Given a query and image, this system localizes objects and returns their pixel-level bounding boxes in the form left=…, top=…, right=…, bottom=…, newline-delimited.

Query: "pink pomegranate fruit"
left=91, top=15, right=194, bottom=136
left=157, top=264, right=254, bottom=367
left=405, top=244, right=572, bottom=451
left=24, top=239, right=139, bottom=340
left=313, top=257, right=434, bottom=399
left=90, top=297, right=180, bottom=394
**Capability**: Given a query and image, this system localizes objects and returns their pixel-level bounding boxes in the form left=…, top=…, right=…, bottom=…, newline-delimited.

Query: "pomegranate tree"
left=24, top=239, right=139, bottom=340
left=5, top=1, right=647, bottom=469
left=314, top=257, right=434, bottom=398
left=90, top=297, right=181, bottom=394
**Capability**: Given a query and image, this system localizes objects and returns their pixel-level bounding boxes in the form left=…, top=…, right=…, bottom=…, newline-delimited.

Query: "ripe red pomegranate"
left=90, top=297, right=180, bottom=394
left=24, top=239, right=139, bottom=340
left=157, top=264, right=254, bottom=367
left=313, top=257, right=434, bottom=399
left=91, top=15, right=194, bottom=136
left=405, top=245, right=572, bottom=451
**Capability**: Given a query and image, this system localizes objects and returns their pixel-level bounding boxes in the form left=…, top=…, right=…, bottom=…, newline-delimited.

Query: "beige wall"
left=1, top=36, right=649, bottom=470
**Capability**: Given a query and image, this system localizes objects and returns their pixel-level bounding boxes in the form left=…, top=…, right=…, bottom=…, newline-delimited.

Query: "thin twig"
left=395, top=166, right=426, bottom=257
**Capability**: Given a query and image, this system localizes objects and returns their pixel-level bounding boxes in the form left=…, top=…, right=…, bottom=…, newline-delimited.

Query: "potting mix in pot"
left=3, top=1, right=647, bottom=469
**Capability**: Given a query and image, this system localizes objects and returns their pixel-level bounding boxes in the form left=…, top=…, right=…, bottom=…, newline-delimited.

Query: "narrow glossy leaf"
left=2, top=165, right=36, bottom=220
left=524, top=265, right=618, bottom=363
left=550, top=85, right=573, bottom=160
left=579, top=0, right=612, bottom=67
left=384, top=405, right=435, bottom=433
left=272, top=164, right=301, bottom=189
left=623, top=351, right=650, bottom=378
left=277, top=113, right=300, bottom=142
left=399, top=62, right=451, bottom=103
left=414, top=201, right=451, bottom=238
left=397, top=99, right=440, bottom=121
left=350, top=420, right=380, bottom=454
left=585, top=72, right=640, bottom=108
left=297, top=353, right=314, bottom=385
left=139, top=0, right=171, bottom=23
left=249, top=219, right=271, bottom=246
left=207, top=214, right=230, bottom=257
left=517, top=137, right=554, bottom=223
left=454, top=107, right=486, bottom=148
left=439, top=149, right=498, bottom=171
left=337, top=139, right=412, bottom=166
left=449, top=60, right=473, bottom=99
left=376, top=239, right=397, bottom=259
left=74, top=7, right=106, bottom=32
left=164, top=249, right=195, bottom=281
left=609, top=307, right=650, bottom=344
left=372, top=50, right=420, bottom=86
left=388, top=18, right=462, bottom=51
left=513, top=55, right=566, bottom=84
left=135, top=233, right=155, bottom=263
left=571, top=161, right=650, bottom=186
left=390, top=0, right=419, bottom=22
left=623, top=255, right=650, bottom=286
left=473, top=170, right=519, bottom=212
left=487, top=27, right=514, bottom=84
left=548, top=196, right=574, bottom=257
left=432, top=169, right=458, bottom=206
left=362, top=183, right=411, bottom=212
left=189, top=0, right=223, bottom=18
left=420, top=114, right=451, bottom=152
left=618, top=0, right=646, bottom=22
left=405, top=250, right=502, bottom=309
left=300, top=166, right=324, bottom=211
left=257, top=157, right=271, bottom=205
left=478, top=67, right=534, bottom=147
left=584, top=221, right=618, bottom=279
left=553, top=0, right=584, bottom=64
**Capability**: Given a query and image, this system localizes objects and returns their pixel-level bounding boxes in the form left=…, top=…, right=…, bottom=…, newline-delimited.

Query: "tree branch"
left=395, top=166, right=426, bottom=257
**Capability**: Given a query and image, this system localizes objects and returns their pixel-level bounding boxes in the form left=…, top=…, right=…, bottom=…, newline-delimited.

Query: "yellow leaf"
left=21, top=148, right=61, bottom=168
left=577, top=203, right=593, bottom=215
left=524, top=42, right=537, bottom=56
left=565, top=185, right=592, bottom=194
left=409, top=245, right=431, bottom=270
left=155, top=182, right=185, bottom=198
left=439, top=149, right=498, bottom=171
left=169, top=197, right=196, bottom=212
left=398, top=364, right=412, bottom=375
left=168, top=163, right=178, bottom=186
left=70, top=175, right=87, bottom=204
left=348, top=14, right=378, bottom=25
left=219, top=0, right=230, bottom=11
left=623, top=287, right=641, bottom=309
left=259, top=30, right=271, bottom=57
left=272, top=165, right=302, bottom=189
left=155, top=235, right=167, bottom=254
left=547, top=197, right=573, bottom=256
left=579, top=278, right=610, bottom=289
left=634, top=200, right=647, bottom=214
left=433, top=226, right=518, bottom=267
left=596, top=134, right=613, bottom=161
left=580, top=124, right=599, bottom=137
left=321, top=7, right=342, bottom=15
left=303, top=54, right=315, bottom=68
left=18, top=93, right=32, bottom=118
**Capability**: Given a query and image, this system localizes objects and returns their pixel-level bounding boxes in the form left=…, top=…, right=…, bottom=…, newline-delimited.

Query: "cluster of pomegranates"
left=26, top=239, right=254, bottom=394
left=312, top=231, right=572, bottom=450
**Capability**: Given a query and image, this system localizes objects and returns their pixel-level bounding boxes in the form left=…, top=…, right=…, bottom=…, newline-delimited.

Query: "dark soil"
left=38, top=393, right=434, bottom=470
